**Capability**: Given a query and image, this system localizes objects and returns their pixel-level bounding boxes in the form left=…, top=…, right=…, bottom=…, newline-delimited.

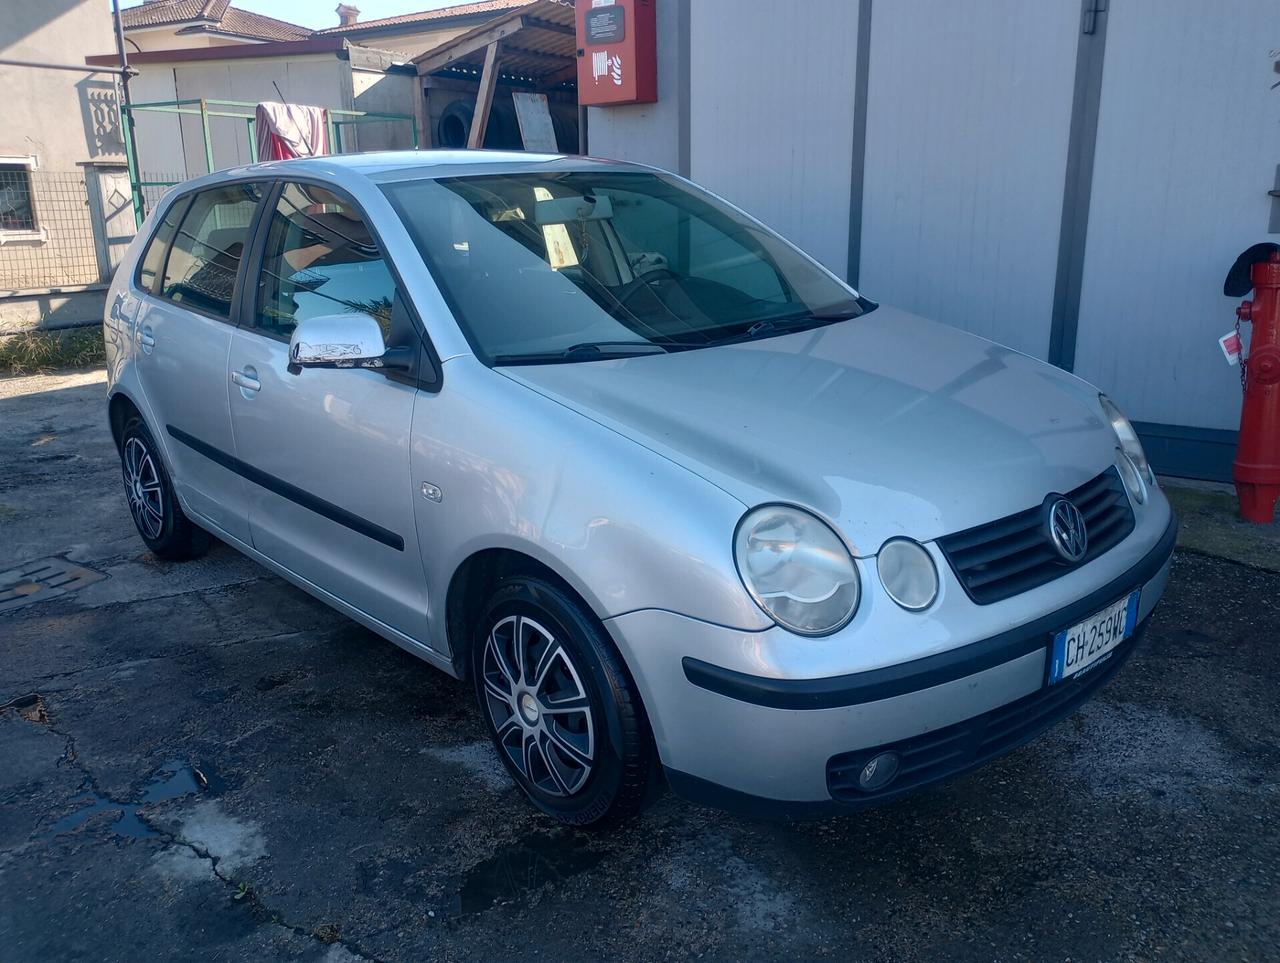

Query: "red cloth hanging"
left=254, top=102, right=329, bottom=160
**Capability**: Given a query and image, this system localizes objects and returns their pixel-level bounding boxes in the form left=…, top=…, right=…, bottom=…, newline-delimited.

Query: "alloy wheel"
left=481, top=614, right=596, bottom=797
left=123, top=436, right=165, bottom=540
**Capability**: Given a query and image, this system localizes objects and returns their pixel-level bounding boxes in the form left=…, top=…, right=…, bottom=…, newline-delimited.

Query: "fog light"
left=877, top=538, right=939, bottom=611
left=858, top=751, right=901, bottom=792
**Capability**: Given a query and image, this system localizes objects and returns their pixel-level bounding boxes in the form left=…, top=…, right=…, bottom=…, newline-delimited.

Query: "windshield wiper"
left=754, top=311, right=861, bottom=331
left=699, top=311, right=859, bottom=348
left=492, top=341, right=668, bottom=366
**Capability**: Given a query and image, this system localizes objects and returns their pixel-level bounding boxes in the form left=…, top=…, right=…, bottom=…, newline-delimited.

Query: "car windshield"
left=382, top=170, right=874, bottom=364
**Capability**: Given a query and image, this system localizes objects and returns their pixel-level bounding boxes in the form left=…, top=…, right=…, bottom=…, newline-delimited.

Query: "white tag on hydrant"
left=1220, top=330, right=1243, bottom=365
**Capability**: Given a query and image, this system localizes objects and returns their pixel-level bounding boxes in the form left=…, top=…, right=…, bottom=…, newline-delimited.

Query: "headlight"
left=1115, top=449, right=1146, bottom=505
left=734, top=505, right=860, bottom=636
left=1099, top=394, right=1154, bottom=497
left=877, top=538, right=939, bottom=611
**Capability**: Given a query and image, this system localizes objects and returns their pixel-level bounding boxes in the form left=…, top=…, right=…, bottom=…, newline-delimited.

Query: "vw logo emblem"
left=1047, top=498, right=1088, bottom=562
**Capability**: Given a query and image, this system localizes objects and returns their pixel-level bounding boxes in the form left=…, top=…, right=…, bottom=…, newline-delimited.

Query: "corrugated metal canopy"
left=413, top=0, right=576, bottom=85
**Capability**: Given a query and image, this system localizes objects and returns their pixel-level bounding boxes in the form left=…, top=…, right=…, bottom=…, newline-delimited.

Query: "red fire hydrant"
left=1234, top=251, right=1280, bottom=523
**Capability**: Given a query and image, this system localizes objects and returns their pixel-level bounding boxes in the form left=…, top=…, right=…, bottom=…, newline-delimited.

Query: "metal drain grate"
left=0, top=557, right=106, bottom=613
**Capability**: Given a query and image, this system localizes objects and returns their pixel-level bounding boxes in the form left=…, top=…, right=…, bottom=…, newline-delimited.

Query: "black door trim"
left=166, top=425, right=405, bottom=551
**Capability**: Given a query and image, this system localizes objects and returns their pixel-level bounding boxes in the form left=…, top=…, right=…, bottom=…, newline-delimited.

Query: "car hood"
left=497, top=305, right=1119, bottom=553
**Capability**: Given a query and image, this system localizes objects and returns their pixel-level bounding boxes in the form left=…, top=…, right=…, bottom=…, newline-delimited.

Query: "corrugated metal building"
left=586, top=0, right=1280, bottom=481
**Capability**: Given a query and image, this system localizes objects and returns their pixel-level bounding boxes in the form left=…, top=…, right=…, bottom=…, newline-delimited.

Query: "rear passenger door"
left=132, top=182, right=266, bottom=544
left=226, top=181, right=430, bottom=641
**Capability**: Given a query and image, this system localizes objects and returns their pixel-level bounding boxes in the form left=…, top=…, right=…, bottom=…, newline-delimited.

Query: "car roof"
left=192, top=150, right=655, bottom=189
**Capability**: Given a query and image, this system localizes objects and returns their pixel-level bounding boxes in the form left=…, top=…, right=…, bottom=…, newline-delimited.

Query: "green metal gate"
left=119, top=98, right=418, bottom=227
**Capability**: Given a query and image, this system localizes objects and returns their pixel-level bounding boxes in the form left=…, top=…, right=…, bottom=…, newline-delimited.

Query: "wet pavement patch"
left=312, top=922, right=342, bottom=943
left=0, top=692, right=50, bottom=724
left=44, top=758, right=219, bottom=841
left=452, top=831, right=606, bottom=916
left=0, top=556, right=106, bottom=612
left=3, top=364, right=1280, bottom=962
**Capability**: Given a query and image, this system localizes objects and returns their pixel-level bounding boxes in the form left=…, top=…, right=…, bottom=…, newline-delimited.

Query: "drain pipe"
left=111, top=0, right=138, bottom=146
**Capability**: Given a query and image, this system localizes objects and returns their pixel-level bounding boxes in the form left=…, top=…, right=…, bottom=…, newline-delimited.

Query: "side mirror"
left=289, top=313, right=388, bottom=369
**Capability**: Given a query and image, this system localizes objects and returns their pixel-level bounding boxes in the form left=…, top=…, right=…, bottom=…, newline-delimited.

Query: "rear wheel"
left=472, top=576, right=658, bottom=827
left=120, top=416, right=211, bottom=561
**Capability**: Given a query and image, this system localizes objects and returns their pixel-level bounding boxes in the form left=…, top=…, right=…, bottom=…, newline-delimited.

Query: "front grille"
left=827, top=628, right=1139, bottom=803
left=937, top=466, right=1135, bottom=605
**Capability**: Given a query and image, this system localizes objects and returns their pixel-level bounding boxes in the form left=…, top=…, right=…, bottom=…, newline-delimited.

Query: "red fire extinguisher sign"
left=575, top=0, right=657, bottom=107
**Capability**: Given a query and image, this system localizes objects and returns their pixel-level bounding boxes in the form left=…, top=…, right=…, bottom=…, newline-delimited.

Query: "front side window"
left=254, top=182, right=398, bottom=340
left=161, top=182, right=262, bottom=319
left=383, top=170, right=871, bottom=364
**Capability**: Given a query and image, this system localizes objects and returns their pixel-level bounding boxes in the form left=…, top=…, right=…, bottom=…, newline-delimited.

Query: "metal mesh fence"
left=0, top=170, right=102, bottom=293
left=139, top=173, right=184, bottom=220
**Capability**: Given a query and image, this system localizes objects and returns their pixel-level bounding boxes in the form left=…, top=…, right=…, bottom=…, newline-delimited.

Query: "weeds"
left=0, top=326, right=105, bottom=376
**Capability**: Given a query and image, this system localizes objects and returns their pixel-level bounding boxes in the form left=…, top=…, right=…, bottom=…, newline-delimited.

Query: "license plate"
left=1048, top=590, right=1140, bottom=685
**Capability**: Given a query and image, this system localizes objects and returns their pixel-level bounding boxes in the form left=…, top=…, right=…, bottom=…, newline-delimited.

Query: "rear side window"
left=161, top=182, right=263, bottom=320
left=136, top=196, right=188, bottom=294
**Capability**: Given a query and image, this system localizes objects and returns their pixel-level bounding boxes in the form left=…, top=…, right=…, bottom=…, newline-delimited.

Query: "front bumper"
left=605, top=513, right=1176, bottom=816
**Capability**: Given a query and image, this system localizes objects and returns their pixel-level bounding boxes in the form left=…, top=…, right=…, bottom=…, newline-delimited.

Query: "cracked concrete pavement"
left=2, top=368, right=1279, bottom=961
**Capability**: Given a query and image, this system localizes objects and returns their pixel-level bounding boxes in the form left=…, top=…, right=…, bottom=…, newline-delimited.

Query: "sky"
left=111, top=0, right=475, bottom=31
left=245, top=0, right=470, bottom=29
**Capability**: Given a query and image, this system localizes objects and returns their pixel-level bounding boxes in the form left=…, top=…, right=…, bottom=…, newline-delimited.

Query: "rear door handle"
left=138, top=323, right=155, bottom=352
left=231, top=368, right=261, bottom=392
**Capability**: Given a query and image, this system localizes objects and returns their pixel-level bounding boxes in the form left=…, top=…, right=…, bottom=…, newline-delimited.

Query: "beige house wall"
left=1, top=0, right=121, bottom=168
left=0, top=0, right=125, bottom=309
left=125, top=25, right=252, bottom=52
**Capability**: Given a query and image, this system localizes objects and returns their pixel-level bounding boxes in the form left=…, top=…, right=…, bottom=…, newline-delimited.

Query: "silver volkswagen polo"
left=103, top=151, right=1176, bottom=825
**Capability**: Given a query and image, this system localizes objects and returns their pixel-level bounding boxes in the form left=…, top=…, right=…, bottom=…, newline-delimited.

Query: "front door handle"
left=231, top=368, right=261, bottom=393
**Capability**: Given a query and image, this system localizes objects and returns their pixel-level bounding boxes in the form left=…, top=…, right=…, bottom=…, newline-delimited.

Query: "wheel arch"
left=445, top=546, right=604, bottom=681
left=108, top=389, right=144, bottom=454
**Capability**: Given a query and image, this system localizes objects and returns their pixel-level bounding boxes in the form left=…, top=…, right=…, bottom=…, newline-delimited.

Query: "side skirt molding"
left=185, top=509, right=457, bottom=677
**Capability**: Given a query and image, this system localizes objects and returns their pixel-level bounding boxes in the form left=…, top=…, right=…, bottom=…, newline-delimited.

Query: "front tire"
left=119, top=416, right=211, bottom=561
left=471, top=576, right=658, bottom=827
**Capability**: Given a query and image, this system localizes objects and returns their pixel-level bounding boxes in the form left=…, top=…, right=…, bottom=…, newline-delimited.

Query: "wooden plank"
left=523, top=16, right=576, bottom=37
left=512, top=91, right=558, bottom=151
left=467, top=41, right=502, bottom=149
left=494, top=45, right=572, bottom=71
left=415, top=83, right=433, bottom=148
left=347, top=46, right=403, bottom=72
left=414, top=15, right=525, bottom=75
left=538, top=61, right=579, bottom=89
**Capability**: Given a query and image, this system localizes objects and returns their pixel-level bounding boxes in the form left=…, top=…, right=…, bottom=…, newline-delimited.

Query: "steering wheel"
left=613, top=267, right=679, bottom=309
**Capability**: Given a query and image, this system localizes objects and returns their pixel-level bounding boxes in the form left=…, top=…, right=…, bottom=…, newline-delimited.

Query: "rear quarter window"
left=135, top=197, right=188, bottom=294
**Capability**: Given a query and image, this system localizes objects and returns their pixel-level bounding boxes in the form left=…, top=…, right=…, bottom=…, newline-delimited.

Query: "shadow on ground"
left=2, top=370, right=1278, bottom=961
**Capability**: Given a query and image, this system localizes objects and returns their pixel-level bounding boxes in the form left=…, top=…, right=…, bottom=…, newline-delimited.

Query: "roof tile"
left=119, top=0, right=310, bottom=41
left=312, top=0, right=531, bottom=36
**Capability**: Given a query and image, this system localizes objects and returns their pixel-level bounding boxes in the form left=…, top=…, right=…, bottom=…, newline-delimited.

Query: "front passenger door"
left=227, top=181, right=430, bottom=641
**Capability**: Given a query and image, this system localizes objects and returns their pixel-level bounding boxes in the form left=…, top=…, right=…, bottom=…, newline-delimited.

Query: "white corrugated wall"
left=587, top=0, right=1277, bottom=475
left=857, top=0, right=1081, bottom=360
left=1070, top=0, right=1280, bottom=431
left=687, top=0, right=860, bottom=276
